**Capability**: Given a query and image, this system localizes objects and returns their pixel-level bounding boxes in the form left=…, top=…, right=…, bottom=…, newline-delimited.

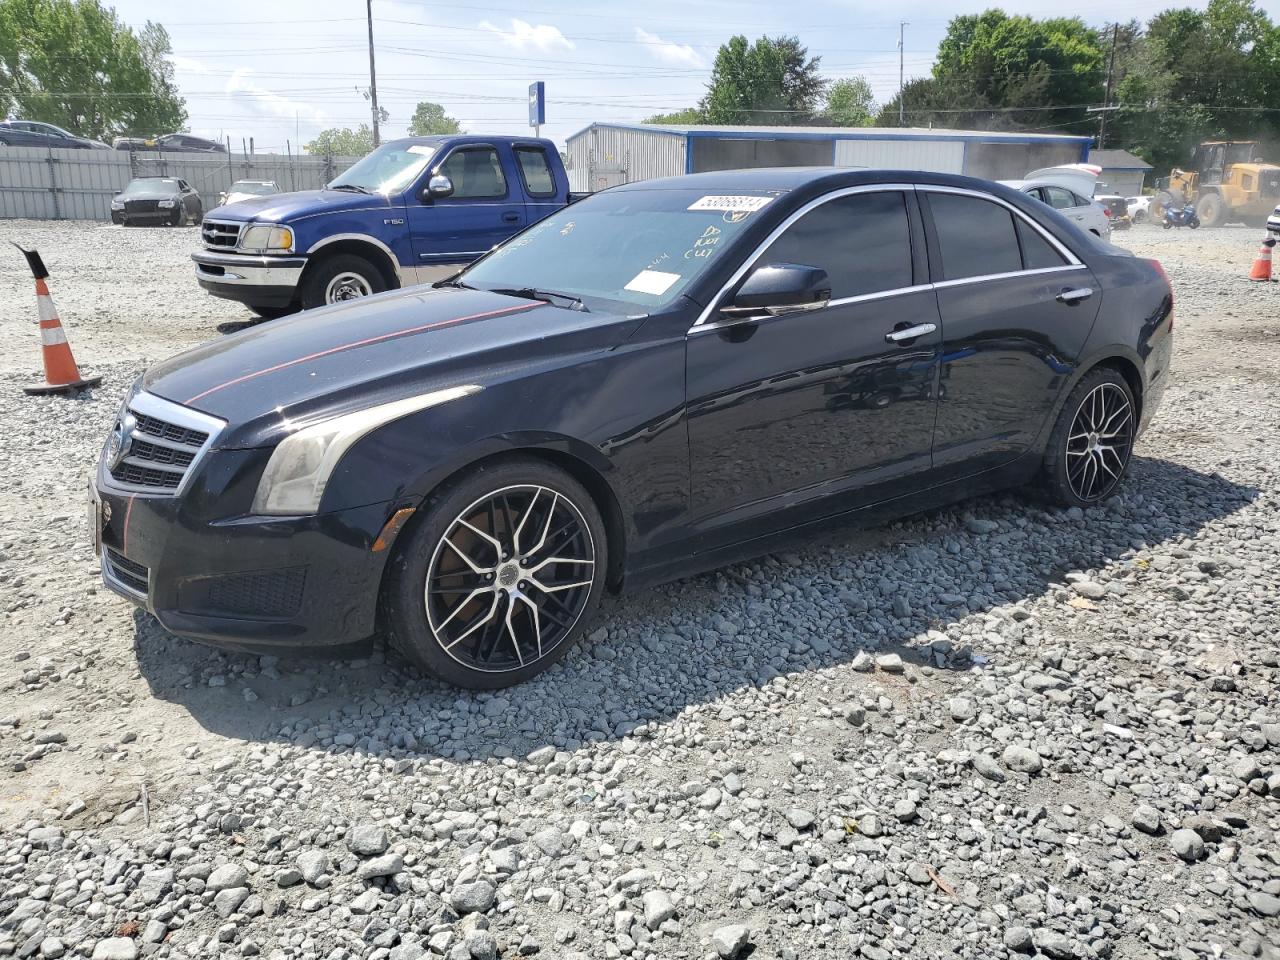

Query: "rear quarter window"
left=927, top=193, right=1022, bottom=280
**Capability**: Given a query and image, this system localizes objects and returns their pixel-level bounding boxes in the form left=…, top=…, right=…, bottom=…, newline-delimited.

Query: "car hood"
left=142, top=287, right=644, bottom=446
left=117, top=189, right=179, bottom=201
left=207, top=189, right=395, bottom=223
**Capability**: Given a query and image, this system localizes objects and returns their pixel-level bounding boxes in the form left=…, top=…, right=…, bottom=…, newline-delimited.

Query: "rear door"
left=407, top=143, right=525, bottom=281
left=685, top=187, right=941, bottom=546
left=511, top=143, right=563, bottom=228
left=921, top=187, right=1101, bottom=478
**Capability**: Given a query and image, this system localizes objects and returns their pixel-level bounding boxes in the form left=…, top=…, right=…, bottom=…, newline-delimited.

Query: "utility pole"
left=898, top=21, right=909, bottom=128
left=1099, top=23, right=1119, bottom=149
left=366, top=0, right=381, bottom=148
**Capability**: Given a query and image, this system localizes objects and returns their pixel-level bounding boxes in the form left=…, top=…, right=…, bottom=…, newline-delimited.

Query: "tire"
left=247, top=304, right=297, bottom=320
left=1132, top=210, right=1145, bottom=224
left=382, top=456, right=609, bottom=689
left=1189, top=218, right=1199, bottom=230
left=1037, top=367, right=1137, bottom=509
left=1196, top=193, right=1223, bottom=227
left=168, top=208, right=182, bottom=227
left=1163, top=220, right=1172, bottom=230
left=299, top=253, right=387, bottom=310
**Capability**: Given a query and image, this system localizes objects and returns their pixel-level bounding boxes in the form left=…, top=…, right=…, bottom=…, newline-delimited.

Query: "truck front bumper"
left=192, top=250, right=307, bottom=308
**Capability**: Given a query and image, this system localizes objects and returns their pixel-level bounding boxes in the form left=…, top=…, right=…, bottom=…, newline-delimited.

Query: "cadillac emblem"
left=107, top=413, right=136, bottom=472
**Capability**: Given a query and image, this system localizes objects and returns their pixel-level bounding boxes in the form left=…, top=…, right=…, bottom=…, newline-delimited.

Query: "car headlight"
left=251, top=385, right=482, bottom=515
left=237, top=224, right=294, bottom=254
left=157, top=199, right=176, bottom=208
left=110, top=200, right=124, bottom=210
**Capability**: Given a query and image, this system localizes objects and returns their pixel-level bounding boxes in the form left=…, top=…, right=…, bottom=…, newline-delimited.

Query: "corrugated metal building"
left=566, top=123, right=1093, bottom=192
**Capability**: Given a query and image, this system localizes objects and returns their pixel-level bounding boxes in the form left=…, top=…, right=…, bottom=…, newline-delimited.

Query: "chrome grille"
left=104, top=548, right=149, bottom=597
left=202, top=219, right=242, bottom=249
left=103, top=391, right=225, bottom=497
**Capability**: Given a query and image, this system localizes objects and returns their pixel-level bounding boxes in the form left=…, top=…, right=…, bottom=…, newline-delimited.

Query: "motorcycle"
left=1160, top=192, right=1200, bottom=229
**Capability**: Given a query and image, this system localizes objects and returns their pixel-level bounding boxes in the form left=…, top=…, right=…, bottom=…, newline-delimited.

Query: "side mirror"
left=722, top=263, right=831, bottom=318
left=420, top=174, right=454, bottom=201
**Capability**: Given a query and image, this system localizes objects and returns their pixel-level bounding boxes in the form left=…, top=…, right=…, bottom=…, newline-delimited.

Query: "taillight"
left=1146, top=258, right=1172, bottom=329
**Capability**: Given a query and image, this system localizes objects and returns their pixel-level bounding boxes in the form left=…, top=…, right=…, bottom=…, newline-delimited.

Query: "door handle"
left=1056, top=287, right=1093, bottom=304
left=502, top=211, right=521, bottom=223
left=885, top=322, right=937, bottom=343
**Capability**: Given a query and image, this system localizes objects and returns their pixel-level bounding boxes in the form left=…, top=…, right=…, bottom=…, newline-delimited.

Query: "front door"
left=921, top=189, right=1101, bottom=477
left=685, top=188, right=941, bottom=547
left=407, top=145, right=526, bottom=283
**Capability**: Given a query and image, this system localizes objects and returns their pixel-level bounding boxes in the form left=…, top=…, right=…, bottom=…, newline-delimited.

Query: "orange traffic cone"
left=1249, top=236, right=1275, bottom=282
left=12, top=245, right=101, bottom=395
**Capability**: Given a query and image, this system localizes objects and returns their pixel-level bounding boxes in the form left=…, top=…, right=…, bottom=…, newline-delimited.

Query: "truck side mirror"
left=420, top=175, right=454, bottom=202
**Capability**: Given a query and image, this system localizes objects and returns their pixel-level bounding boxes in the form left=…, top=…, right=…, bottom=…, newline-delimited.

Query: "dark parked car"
left=110, top=177, right=203, bottom=226
left=0, top=119, right=109, bottom=149
left=112, top=133, right=226, bottom=153
left=90, top=168, right=1173, bottom=688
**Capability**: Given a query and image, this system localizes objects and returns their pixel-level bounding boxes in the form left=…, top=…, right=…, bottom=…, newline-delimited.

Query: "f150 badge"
left=384, top=218, right=405, bottom=225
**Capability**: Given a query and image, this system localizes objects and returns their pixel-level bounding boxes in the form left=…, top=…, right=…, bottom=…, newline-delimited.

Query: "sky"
left=109, top=0, right=1202, bottom=154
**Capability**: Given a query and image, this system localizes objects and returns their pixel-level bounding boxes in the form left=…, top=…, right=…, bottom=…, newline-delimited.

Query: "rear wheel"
left=1038, top=368, right=1136, bottom=508
left=382, top=457, right=608, bottom=688
left=1196, top=192, right=1223, bottom=227
left=299, top=253, right=388, bottom=310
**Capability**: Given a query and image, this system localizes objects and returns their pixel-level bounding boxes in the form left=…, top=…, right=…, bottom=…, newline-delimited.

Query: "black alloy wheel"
left=1039, top=368, right=1136, bottom=507
left=383, top=458, right=607, bottom=688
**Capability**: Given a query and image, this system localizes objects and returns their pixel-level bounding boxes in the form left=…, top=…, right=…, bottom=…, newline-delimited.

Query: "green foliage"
left=644, top=107, right=704, bottom=125
left=821, top=77, right=877, bottom=127
left=407, top=101, right=462, bottom=136
left=0, top=0, right=186, bottom=140
left=305, top=125, right=376, bottom=157
left=699, top=35, right=825, bottom=125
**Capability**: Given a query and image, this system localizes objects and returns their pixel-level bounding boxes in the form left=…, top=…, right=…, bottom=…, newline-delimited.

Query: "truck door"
left=407, top=143, right=526, bottom=284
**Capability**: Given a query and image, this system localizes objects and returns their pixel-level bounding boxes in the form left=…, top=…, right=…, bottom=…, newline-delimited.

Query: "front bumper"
left=93, top=454, right=397, bottom=651
left=192, top=250, right=307, bottom=308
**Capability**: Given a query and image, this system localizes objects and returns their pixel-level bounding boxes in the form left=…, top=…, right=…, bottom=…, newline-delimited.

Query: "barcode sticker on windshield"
left=624, top=270, right=682, bottom=296
left=407, top=144, right=435, bottom=155
left=688, top=195, right=774, bottom=212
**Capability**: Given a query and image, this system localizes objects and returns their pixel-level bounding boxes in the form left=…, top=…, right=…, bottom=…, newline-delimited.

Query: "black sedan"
left=110, top=177, right=203, bottom=226
left=91, top=168, right=1173, bottom=688
left=112, top=133, right=226, bottom=153
left=0, top=119, right=110, bottom=149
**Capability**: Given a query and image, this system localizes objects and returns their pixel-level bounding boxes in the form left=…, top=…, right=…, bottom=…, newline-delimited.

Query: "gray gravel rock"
left=346, top=823, right=389, bottom=855
left=450, top=880, right=496, bottom=914
left=206, top=863, right=249, bottom=891
left=710, top=924, right=750, bottom=958
left=1170, top=828, right=1205, bottom=862
left=90, top=941, right=137, bottom=960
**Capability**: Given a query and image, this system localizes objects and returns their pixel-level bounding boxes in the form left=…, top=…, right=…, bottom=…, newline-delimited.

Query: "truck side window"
left=439, top=147, right=507, bottom=199
left=515, top=147, right=556, bottom=198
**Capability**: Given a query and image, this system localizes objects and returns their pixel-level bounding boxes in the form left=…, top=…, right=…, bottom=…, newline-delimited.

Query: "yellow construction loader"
left=1151, top=141, right=1280, bottom=227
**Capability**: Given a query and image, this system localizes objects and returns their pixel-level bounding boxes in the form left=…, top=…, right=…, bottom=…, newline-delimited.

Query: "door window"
left=753, top=191, right=913, bottom=299
left=1015, top=219, right=1068, bottom=270
left=439, top=147, right=508, bottom=199
left=928, top=193, right=1022, bottom=280
left=1043, top=186, right=1077, bottom=210
left=514, top=147, right=556, bottom=197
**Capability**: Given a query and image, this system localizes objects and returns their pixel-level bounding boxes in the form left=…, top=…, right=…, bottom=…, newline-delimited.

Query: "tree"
left=699, top=35, right=825, bottom=125
left=644, top=107, right=704, bottom=125
left=305, top=125, right=376, bottom=156
left=407, top=101, right=463, bottom=136
left=0, top=0, right=186, bottom=140
left=821, top=77, right=876, bottom=126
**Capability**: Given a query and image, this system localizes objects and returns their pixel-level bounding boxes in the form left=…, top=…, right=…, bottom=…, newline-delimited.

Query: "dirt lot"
left=0, top=219, right=1278, bottom=960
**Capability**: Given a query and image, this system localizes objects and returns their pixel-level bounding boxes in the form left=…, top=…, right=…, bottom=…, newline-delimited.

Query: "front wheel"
left=1163, top=220, right=1172, bottom=230
left=1196, top=193, right=1223, bottom=227
left=382, top=457, right=608, bottom=688
left=299, top=253, right=387, bottom=310
left=1037, top=368, right=1136, bottom=508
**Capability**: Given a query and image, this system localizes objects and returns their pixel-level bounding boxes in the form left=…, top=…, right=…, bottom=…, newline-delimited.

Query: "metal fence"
left=0, top=146, right=362, bottom=221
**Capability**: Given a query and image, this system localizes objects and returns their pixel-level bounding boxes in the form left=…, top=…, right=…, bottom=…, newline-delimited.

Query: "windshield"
left=459, top=188, right=778, bottom=311
left=122, top=179, right=178, bottom=195
left=328, top=142, right=436, bottom=195
left=231, top=181, right=277, bottom=195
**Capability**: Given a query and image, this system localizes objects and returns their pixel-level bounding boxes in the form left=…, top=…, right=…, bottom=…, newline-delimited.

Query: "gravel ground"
left=1, top=219, right=1278, bottom=960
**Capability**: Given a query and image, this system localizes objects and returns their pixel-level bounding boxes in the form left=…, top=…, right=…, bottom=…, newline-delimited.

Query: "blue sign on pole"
left=528, top=81, right=546, bottom=129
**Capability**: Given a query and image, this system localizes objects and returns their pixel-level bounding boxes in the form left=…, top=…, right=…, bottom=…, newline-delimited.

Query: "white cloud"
left=166, top=54, right=209, bottom=75
left=479, top=18, right=574, bottom=52
left=225, top=68, right=327, bottom=126
left=634, top=28, right=704, bottom=67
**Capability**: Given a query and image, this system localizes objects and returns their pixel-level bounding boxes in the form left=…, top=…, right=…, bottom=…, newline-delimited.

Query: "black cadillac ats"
left=92, top=168, right=1173, bottom=688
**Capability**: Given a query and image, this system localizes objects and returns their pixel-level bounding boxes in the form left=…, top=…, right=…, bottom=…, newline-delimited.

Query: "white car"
left=1268, top=204, right=1279, bottom=236
left=217, top=179, right=280, bottom=207
left=1000, top=164, right=1111, bottom=240
left=1127, top=196, right=1152, bottom=223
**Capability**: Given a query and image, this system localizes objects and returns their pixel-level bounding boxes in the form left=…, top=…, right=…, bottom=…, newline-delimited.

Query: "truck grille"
left=202, top=219, right=242, bottom=249
left=103, top=392, right=225, bottom=497
left=104, top=548, right=149, bottom=597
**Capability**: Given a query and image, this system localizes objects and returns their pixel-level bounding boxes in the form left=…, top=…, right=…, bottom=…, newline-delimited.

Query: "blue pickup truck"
left=192, top=135, right=580, bottom=317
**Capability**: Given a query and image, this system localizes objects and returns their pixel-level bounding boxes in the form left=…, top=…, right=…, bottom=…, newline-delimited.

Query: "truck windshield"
left=328, top=143, right=437, bottom=195
left=459, top=188, right=777, bottom=312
